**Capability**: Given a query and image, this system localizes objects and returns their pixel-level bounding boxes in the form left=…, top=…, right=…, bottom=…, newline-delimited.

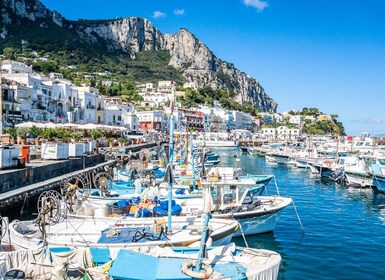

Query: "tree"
left=3, top=47, right=16, bottom=60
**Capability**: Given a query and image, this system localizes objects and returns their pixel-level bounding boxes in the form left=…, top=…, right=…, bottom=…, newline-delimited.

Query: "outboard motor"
left=330, top=167, right=345, bottom=183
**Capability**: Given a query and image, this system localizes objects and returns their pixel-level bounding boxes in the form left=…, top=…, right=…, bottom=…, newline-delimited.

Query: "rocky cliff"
left=1, top=0, right=277, bottom=112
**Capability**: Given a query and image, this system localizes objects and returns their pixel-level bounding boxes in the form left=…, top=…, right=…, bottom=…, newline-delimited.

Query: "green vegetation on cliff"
left=178, top=87, right=260, bottom=115
left=0, top=7, right=185, bottom=87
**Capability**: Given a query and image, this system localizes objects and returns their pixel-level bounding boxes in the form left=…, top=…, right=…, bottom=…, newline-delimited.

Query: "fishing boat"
left=344, top=155, right=385, bottom=187
left=266, top=152, right=290, bottom=165
left=174, top=168, right=292, bottom=236
left=2, top=218, right=281, bottom=280
left=371, top=160, right=385, bottom=192
left=373, top=174, right=385, bottom=193
left=247, top=146, right=259, bottom=156
left=106, top=243, right=281, bottom=280
left=265, top=155, right=278, bottom=164
left=8, top=215, right=238, bottom=251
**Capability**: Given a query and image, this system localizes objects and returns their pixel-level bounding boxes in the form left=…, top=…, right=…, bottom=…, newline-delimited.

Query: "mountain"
left=0, top=0, right=278, bottom=112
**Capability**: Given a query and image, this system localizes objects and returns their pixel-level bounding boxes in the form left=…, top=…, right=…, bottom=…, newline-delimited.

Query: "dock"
left=0, top=142, right=163, bottom=211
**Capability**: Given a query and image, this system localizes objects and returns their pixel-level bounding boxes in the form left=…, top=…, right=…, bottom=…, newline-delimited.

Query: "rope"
left=230, top=251, right=246, bottom=277
left=291, top=200, right=305, bottom=233
left=273, top=176, right=280, bottom=196
left=64, top=218, right=90, bottom=246
left=237, top=221, right=249, bottom=248
left=132, top=227, right=169, bottom=243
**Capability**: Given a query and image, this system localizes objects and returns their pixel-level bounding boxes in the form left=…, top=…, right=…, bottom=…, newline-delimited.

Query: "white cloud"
left=243, top=0, right=268, bottom=12
left=153, top=11, right=166, bottom=19
left=174, top=9, right=185, bottom=16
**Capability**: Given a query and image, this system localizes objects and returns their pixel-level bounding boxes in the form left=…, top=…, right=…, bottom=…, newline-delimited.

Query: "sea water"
left=215, top=148, right=385, bottom=280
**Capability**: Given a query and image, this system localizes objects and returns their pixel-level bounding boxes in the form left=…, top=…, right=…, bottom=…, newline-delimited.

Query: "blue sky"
left=40, top=0, right=385, bottom=136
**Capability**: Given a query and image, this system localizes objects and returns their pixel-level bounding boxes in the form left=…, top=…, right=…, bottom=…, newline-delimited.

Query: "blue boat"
left=371, top=163, right=385, bottom=192
left=0, top=243, right=281, bottom=280
left=372, top=174, right=385, bottom=192
left=104, top=244, right=281, bottom=280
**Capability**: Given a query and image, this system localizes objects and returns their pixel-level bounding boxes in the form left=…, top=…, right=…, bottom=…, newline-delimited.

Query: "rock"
left=1, top=0, right=278, bottom=112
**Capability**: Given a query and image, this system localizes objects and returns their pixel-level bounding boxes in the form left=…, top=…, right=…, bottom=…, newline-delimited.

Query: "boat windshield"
left=211, top=185, right=250, bottom=210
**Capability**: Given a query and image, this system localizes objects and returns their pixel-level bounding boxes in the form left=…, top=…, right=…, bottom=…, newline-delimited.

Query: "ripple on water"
left=216, top=149, right=385, bottom=280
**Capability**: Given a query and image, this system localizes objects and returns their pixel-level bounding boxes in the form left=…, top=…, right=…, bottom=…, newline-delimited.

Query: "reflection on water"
left=215, top=148, right=385, bottom=280
left=233, top=232, right=284, bottom=253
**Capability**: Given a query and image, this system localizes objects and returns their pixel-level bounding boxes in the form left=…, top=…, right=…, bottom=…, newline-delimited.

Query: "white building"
left=276, top=126, right=301, bottom=140
left=74, top=86, right=104, bottom=124
left=54, top=82, right=80, bottom=123
left=289, top=115, right=302, bottom=125
left=104, top=97, right=134, bottom=127
left=136, top=110, right=167, bottom=131
left=1, top=60, right=32, bottom=74
left=123, top=113, right=137, bottom=131
left=230, top=111, right=254, bottom=130
left=157, top=80, right=173, bottom=93
left=183, top=82, right=197, bottom=90
left=198, top=106, right=235, bottom=132
left=261, top=126, right=301, bottom=140
left=49, top=72, right=64, bottom=80
left=142, top=93, right=169, bottom=107
left=260, top=127, right=277, bottom=140
left=137, top=82, right=154, bottom=93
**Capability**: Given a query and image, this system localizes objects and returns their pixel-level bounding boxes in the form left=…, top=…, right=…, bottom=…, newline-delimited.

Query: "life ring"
left=181, top=260, right=213, bottom=279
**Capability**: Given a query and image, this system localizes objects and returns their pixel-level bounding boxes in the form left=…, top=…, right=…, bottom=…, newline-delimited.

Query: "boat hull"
left=234, top=211, right=283, bottom=236
left=373, top=174, right=385, bottom=192
left=345, top=172, right=373, bottom=187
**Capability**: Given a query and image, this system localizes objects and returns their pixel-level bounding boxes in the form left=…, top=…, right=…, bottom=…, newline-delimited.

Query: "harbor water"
left=5, top=147, right=385, bottom=279
left=217, top=148, right=385, bottom=280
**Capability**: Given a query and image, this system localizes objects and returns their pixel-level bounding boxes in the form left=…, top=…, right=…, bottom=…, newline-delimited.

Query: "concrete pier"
left=0, top=142, right=162, bottom=211
left=0, top=154, right=114, bottom=210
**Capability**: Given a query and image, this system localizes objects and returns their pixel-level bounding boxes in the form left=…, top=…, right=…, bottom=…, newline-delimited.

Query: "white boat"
left=107, top=244, right=281, bottom=280
left=0, top=243, right=281, bottom=280
left=345, top=155, right=385, bottom=187
left=9, top=216, right=238, bottom=251
left=265, top=155, right=278, bottom=164
left=247, top=146, right=259, bottom=156
left=193, top=133, right=237, bottom=148
left=345, top=172, right=373, bottom=188
left=176, top=168, right=292, bottom=236
left=266, top=152, right=290, bottom=164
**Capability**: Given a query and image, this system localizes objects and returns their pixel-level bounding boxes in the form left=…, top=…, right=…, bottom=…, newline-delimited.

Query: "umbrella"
left=41, top=122, right=59, bottom=129
left=78, top=123, right=99, bottom=130
left=15, top=121, right=61, bottom=129
left=61, top=123, right=79, bottom=129
left=15, top=121, right=40, bottom=128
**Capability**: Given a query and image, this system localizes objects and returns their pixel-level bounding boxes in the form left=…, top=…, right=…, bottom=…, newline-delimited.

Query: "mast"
left=167, top=81, right=175, bottom=232
left=190, top=140, right=197, bottom=190
left=335, top=133, right=339, bottom=164
left=0, top=57, right=3, bottom=135
left=184, top=118, right=189, bottom=164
